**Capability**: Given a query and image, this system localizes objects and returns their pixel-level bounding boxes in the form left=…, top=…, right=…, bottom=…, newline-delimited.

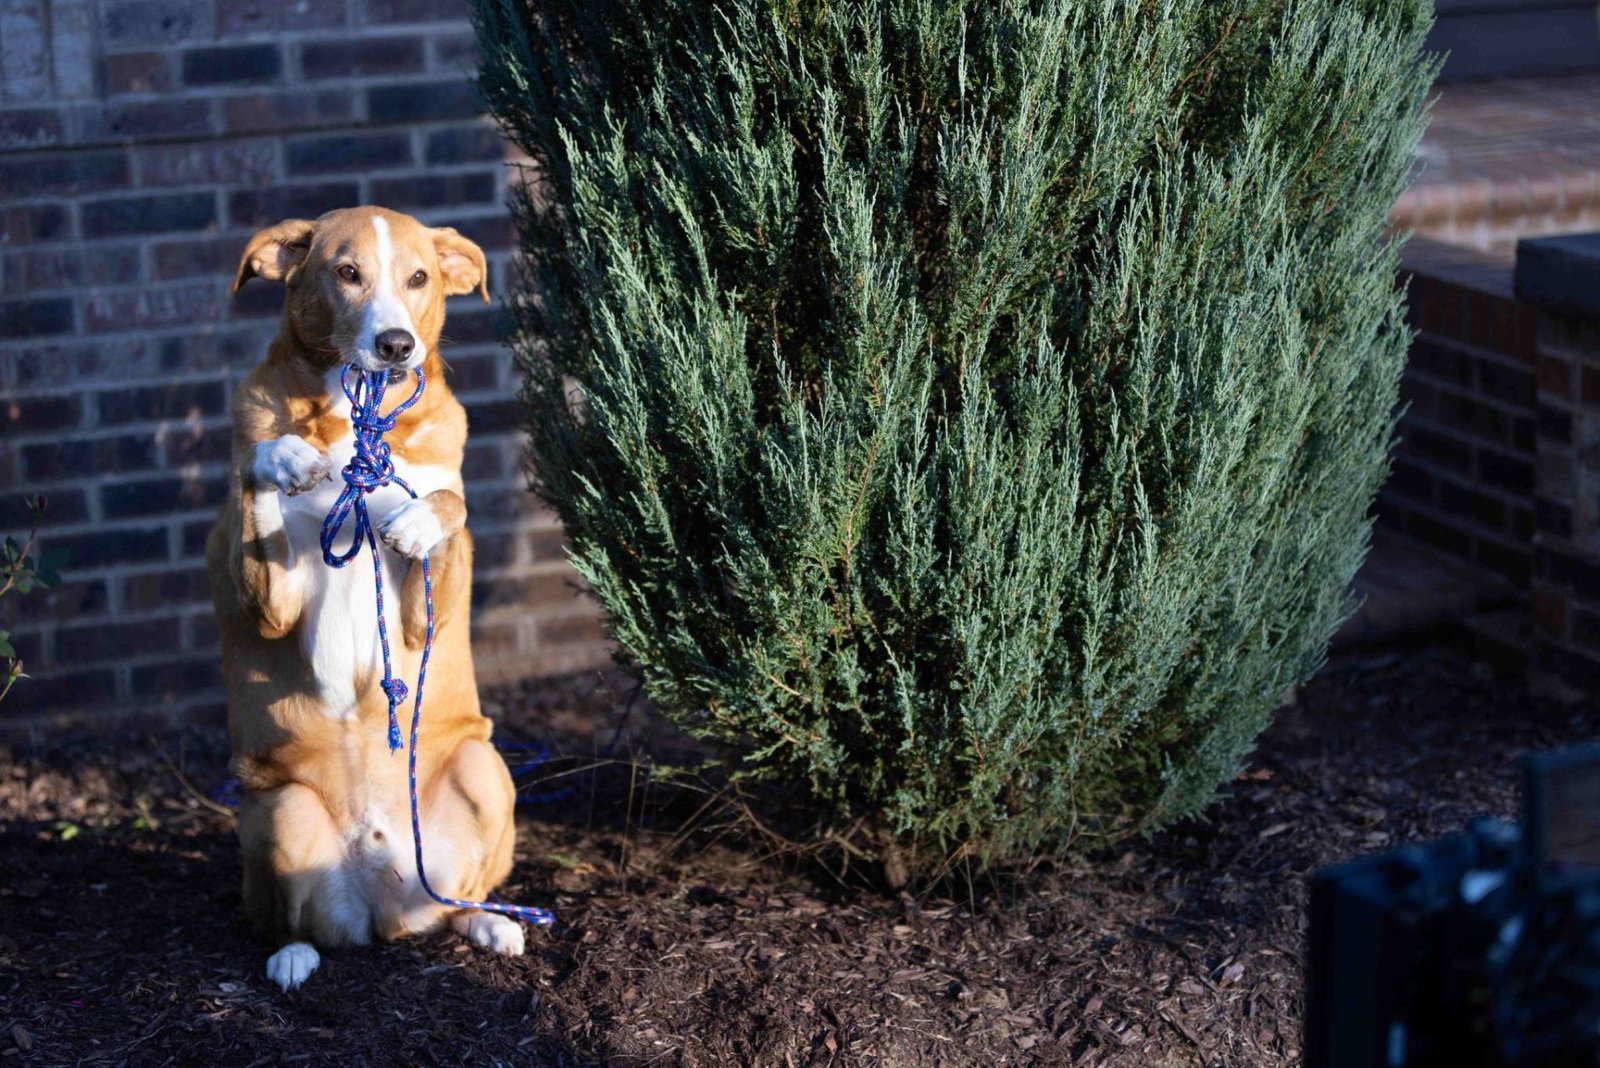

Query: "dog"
left=207, top=206, right=521, bottom=991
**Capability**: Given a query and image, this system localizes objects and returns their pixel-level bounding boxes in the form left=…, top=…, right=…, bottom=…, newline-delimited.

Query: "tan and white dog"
left=207, top=206, right=521, bottom=991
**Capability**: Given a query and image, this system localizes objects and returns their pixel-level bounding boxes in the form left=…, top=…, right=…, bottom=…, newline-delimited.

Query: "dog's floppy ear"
left=233, top=218, right=316, bottom=291
left=431, top=226, right=490, bottom=303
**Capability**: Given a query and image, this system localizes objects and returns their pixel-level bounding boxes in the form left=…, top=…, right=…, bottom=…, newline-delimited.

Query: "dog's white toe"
left=453, top=911, right=525, bottom=957
left=266, top=942, right=321, bottom=991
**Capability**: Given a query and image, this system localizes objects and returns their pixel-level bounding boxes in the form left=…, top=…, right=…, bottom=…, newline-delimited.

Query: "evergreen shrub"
left=474, top=0, right=1437, bottom=871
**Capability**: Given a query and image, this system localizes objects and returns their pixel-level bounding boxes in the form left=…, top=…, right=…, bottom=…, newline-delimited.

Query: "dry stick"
left=151, top=740, right=237, bottom=821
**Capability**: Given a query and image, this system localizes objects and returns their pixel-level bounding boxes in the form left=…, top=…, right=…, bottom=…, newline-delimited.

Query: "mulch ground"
left=1, top=642, right=1595, bottom=1067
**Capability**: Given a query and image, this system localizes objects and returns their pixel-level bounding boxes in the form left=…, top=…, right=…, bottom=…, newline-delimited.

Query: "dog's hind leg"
left=386, top=736, right=521, bottom=952
left=239, top=781, right=372, bottom=990
left=442, top=737, right=522, bottom=955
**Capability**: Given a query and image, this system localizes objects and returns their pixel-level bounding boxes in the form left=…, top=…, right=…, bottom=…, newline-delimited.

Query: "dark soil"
left=1, top=643, right=1595, bottom=1067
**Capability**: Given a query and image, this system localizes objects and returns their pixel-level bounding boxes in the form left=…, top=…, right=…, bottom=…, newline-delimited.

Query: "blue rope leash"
left=320, top=364, right=555, bottom=929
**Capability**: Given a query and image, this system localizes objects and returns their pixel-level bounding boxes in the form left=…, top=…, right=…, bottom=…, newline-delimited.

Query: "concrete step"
left=1336, top=532, right=1520, bottom=649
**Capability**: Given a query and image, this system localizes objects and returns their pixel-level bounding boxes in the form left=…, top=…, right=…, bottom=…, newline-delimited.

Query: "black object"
left=1429, top=1, right=1600, bottom=84
left=1306, top=744, right=1600, bottom=1067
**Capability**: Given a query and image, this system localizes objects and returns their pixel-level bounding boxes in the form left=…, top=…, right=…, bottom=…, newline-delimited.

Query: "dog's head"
left=232, top=206, right=489, bottom=374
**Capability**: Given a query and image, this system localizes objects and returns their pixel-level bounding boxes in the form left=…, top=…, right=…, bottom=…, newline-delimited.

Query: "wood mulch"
left=1, top=642, right=1594, bottom=1066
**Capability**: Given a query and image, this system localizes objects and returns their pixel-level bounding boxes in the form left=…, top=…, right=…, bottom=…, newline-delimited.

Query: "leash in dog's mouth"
left=320, top=363, right=557, bottom=929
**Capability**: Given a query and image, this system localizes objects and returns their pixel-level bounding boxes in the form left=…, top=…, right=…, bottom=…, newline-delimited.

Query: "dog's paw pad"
left=378, top=499, right=445, bottom=561
left=458, top=912, right=524, bottom=957
left=266, top=942, right=321, bottom=991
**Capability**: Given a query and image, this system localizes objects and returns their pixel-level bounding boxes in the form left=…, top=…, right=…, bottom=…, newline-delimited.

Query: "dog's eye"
left=337, top=264, right=360, bottom=284
left=408, top=270, right=428, bottom=289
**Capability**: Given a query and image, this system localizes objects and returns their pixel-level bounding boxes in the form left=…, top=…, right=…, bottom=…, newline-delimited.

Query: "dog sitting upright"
left=207, top=206, right=521, bottom=991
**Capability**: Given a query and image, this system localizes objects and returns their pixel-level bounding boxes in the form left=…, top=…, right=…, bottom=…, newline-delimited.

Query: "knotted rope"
left=320, top=364, right=555, bottom=929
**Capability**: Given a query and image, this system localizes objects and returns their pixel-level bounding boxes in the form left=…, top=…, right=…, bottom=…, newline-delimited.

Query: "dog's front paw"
left=452, top=911, right=525, bottom=957
left=251, top=435, right=330, bottom=496
left=378, top=498, right=446, bottom=561
left=266, top=942, right=320, bottom=991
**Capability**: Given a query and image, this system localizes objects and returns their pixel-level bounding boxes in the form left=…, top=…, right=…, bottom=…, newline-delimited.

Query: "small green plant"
left=1, top=496, right=63, bottom=703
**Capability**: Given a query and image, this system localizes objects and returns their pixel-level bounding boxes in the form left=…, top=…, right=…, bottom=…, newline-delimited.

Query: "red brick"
left=462, top=441, right=504, bottom=481
left=161, top=422, right=231, bottom=466
left=0, top=488, right=89, bottom=527
left=363, top=0, right=463, bottom=24
left=229, top=182, right=358, bottom=229
left=1538, top=496, right=1573, bottom=540
left=187, top=611, right=219, bottom=653
left=527, top=529, right=568, bottom=563
left=0, top=579, right=108, bottom=627
left=425, top=125, right=504, bottom=164
left=23, top=435, right=158, bottom=480
left=97, top=380, right=226, bottom=425
left=367, top=80, right=481, bottom=122
left=1533, top=589, right=1568, bottom=639
left=538, top=610, right=606, bottom=646
left=136, top=140, right=278, bottom=188
left=224, top=89, right=353, bottom=135
left=1473, top=537, right=1531, bottom=585
left=120, top=567, right=211, bottom=611
left=285, top=131, right=412, bottom=176
left=1513, top=304, right=1540, bottom=363
left=431, top=32, right=479, bottom=70
left=1, top=244, right=143, bottom=295
left=438, top=213, right=515, bottom=251
left=1467, top=291, right=1507, bottom=353
left=1437, top=477, right=1504, bottom=530
left=45, top=528, right=169, bottom=569
left=0, top=109, right=64, bottom=150
left=1538, top=353, right=1575, bottom=398
left=300, top=36, right=426, bottom=79
left=2, top=393, right=82, bottom=433
left=81, top=191, right=216, bottom=238
left=0, top=297, right=75, bottom=339
left=76, top=98, right=214, bottom=143
left=58, top=619, right=183, bottom=662
left=10, top=339, right=160, bottom=390
left=151, top=235, right=247, bottom=281
left=474, top=570, right=582, bottom=611
left=6, top=668, right=118, bottom=714
left=102, top=0, right=211, bottom=46
left=215, top=0, right=345, bottom=34
left=0, top=203, right=71, bottom=244
left=101, top=474, right=227, bottom=519
left=180, top=44, right=281, bottom=87
left=103, top=51, right=174, bottom=95
left=0, top=150, right=129, bottom=197
left=180, top=518, right=213, bottom=558
left=84, top=285, right=223, bottom=334
left=157, top=328, right=270, bottom=375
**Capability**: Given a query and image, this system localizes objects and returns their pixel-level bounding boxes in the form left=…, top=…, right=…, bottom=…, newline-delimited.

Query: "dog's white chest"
left=280, top=434, right=453, bottom=718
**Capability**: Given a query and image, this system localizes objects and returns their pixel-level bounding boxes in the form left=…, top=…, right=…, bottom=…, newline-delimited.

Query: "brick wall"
left=0, top=0, right=610, bottom=731
left=1387, top=231, right=1600, bottom=691
left=1384, top=238, right=1539, bottom=587
left=1516, top=233, right=1600, bottom=691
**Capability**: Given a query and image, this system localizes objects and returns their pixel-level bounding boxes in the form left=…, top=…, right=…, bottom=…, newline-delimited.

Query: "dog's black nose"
left=375, top=329, right=414, bottom=365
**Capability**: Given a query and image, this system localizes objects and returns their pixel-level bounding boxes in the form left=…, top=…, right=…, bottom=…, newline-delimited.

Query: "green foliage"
left=2, top=496, right=63, bottom=702
left=474, top=0, right=1437, bottom=869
